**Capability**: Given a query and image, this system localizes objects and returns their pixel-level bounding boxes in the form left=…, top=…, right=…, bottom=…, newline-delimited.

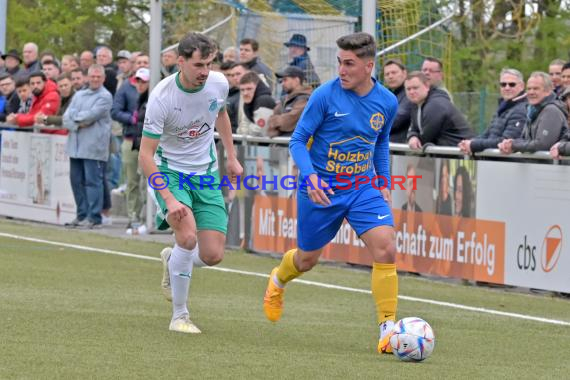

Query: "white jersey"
left=143, top=71, right=229, bottom=175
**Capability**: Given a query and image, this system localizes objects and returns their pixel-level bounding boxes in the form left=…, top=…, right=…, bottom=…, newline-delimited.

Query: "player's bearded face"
left=337, top=50, right=373, bottom=90
left=179, top=51, right=214, bottom=88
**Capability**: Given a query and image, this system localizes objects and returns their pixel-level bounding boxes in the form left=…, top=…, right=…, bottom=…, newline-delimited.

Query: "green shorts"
left=152, top=168, right=227, bottom=234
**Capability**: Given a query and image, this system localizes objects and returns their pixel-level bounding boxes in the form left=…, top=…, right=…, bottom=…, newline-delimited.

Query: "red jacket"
left=16, top=80, right=66, bottom=135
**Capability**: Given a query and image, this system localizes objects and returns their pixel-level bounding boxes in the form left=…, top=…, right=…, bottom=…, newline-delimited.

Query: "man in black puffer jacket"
left=499, top=72, right=568, bottom=154
left=459, top=68, right=527, bottom=154
left=405, top=71, right=474, bottom=148
left=383, top=59, right=413, bottom=143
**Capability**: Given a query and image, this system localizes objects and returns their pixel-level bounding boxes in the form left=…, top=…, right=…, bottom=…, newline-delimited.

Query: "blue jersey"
left=290, top=78, right=398, bottom=192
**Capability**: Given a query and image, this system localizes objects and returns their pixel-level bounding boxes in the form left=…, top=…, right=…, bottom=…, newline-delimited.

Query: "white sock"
left=191, top=242, right=208, bottom=268
left=379, top=320, right=395, bottom=340
left=169, top=244, right=197, bottom=320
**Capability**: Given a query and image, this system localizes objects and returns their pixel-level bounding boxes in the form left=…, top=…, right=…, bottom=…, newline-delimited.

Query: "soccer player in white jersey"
left=139, top=33, right=243, bottom=333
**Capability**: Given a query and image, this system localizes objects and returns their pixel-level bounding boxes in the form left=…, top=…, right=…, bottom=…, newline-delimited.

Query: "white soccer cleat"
left=169, top=315, right=202, bottom=334
left=160, top=247, right=173, bottom=302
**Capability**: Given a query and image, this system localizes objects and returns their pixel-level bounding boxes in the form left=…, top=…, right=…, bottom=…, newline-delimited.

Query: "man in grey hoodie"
left=63, top=64, right=113, bottom=228
left=499, top=72, right=568, bottom=154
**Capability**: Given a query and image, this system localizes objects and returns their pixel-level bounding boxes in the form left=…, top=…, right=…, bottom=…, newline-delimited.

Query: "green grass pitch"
left=1, top=220, right=569, bottom=379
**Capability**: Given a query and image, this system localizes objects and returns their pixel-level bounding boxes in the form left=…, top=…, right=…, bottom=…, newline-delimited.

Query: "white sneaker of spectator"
left=102, top=215, right=113, bottom=225
left=126, top=223, right=148, bottom=235
left=111, top=184, right=127, bottom=196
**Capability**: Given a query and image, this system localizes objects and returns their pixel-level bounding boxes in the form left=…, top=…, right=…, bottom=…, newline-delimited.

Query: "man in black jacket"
left=383, top=59, right=413, bottom=143
left=220, top=61, right=240, bottom=133
left=405, top=71, right=474, bottom=148
left=459, top=68, right=527, bottom=154
left=499, top=72, right=568, bottom=154
left=550, top=88, right=570, bottom=157
left=239, top=38, right=274, bottom=91
left=0, top=73, right=20, bottom=121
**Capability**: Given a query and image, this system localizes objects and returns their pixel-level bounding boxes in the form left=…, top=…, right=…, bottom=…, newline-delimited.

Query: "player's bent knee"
left=175, top=231, right=197, bottom=251
left=376, top=236, right=397, bottom=263
left=202, top=250, right=224, bottom=266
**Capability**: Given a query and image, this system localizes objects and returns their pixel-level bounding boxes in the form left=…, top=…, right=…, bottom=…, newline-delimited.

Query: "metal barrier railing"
left=1, top=123, right=567, bottom=163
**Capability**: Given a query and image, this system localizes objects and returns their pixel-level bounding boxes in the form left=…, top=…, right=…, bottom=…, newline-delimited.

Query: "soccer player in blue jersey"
left=263, top=32, right=399, bottom=354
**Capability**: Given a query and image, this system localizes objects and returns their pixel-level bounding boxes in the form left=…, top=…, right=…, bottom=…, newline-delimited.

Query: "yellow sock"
left=276, top=249, right=302, bottom=285
left=371, top=263, right=398, bottom=324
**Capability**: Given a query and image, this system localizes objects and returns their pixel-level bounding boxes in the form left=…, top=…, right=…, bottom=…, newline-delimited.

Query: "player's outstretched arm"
left=138, top=136, right=187, bottom=222
left=215, top=109, right=243, bottom=182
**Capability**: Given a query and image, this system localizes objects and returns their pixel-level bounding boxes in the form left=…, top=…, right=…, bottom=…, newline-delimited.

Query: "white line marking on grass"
left=2, top=232, right=569, bottom=327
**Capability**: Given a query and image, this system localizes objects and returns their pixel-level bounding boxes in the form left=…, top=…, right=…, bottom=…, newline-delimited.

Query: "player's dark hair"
left=336, top=32, right=376, bottom=59
left=178, top=32, right=217, bottom=60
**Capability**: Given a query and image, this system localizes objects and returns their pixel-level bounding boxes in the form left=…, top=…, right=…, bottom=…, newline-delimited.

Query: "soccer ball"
left=389, top=317, right=435, bottom=362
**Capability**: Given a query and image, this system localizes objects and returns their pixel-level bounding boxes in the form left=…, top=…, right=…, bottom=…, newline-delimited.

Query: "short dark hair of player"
left=239, top=71, right=260, bottom=86
left=423, top=57, right=443, bottom=70
left=220, top=61, right=237, bottom=71
left=336, top=32, right=376, bottom=59
left=178, top=32, right=217, bottom=60
left=28, top=71, right=47, bottom=82
left=406, top=71, right=430, bottom=85
left=239, top=38, right=259, bottom=52
left=562, top=62, right=570, bottom=71
left=384, top=58, right=406, bottom=71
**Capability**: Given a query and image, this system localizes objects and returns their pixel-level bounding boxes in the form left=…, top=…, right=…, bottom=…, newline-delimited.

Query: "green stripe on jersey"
left=156, top=146, right=169, bottom=168
left=143, top=130, right=161, bottom=139
left=175, top=72, right=205, bottom=93
left=206, top=142, right=216, bottom=175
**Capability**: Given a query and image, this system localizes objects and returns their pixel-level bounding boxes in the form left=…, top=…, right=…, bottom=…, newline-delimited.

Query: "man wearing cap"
left=116, top=50, right=133, bottom=90
left=268, top=66, right=312, bottom=137
left=284, top=33, right=320, bottom=89
left=111, top=58, right=146, bottom=230
left=131, top=67, right=150, bottom=151
left=2, top=50, right=23, bottom=79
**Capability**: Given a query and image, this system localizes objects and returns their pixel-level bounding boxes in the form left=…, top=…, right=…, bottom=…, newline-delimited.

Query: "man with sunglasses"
left=459, top=68, right=527, bottom=154
left=499, top=71, right=568, bottom=154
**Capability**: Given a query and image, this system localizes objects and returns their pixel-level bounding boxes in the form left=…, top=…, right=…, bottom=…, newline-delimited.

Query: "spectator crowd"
left=0, top=34, right=569, bottom=231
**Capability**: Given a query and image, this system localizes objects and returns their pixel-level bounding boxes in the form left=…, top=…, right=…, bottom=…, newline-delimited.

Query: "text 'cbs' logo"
left=517, top=225, right=563, bottom=272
